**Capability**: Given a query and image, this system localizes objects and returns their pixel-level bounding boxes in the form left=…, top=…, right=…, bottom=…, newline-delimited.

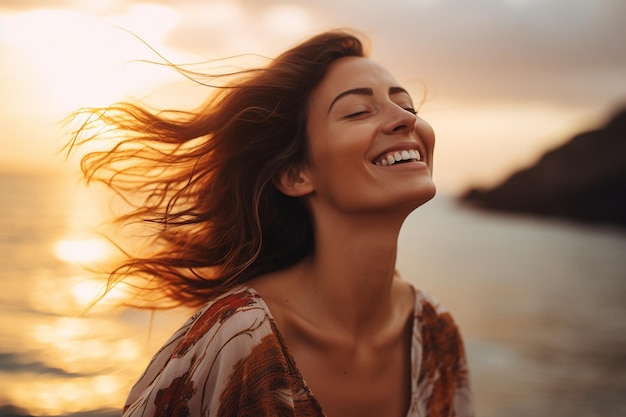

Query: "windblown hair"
left=67, top=30, right=367, bottom=308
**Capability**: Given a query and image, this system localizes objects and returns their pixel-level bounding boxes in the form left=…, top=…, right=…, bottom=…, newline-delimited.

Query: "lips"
left=374, top=149, right=421, bottom=166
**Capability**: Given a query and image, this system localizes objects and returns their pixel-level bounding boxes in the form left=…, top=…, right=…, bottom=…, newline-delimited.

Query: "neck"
left=296, top=208, right=408, bottom=339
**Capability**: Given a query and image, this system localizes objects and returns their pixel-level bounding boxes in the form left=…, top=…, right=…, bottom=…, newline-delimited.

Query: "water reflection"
left=3, top=315, right=140, bottom=415
left=7, top=374, right=124, bottom=416
left=53, top=238, right=112, bottom=264
left=0, top=174, right=188, bottom=416
left=33, top=317, right=141, bottom=368
left=29, top=274, right=129, bottom=315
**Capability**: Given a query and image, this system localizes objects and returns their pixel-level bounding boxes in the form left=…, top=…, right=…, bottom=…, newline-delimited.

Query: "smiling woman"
left=66, top=29, right=474, bottom=417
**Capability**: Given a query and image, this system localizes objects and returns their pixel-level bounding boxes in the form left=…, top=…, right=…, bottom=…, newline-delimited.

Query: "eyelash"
left=345, top=106, right=417, bottom=119
left=345, top=111, right=369, bottom=119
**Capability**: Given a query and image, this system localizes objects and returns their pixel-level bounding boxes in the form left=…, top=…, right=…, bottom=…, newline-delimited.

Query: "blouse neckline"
left=241, top=285, right=420, bottom=417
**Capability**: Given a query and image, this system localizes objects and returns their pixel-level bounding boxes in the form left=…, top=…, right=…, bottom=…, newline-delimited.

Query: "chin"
left=381, top=185, right=436, bottom=218
left=406, top=181, right=437, bottom=210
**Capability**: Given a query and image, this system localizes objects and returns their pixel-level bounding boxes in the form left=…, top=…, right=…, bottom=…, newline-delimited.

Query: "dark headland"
left=460, top=107, right=626, bottom=228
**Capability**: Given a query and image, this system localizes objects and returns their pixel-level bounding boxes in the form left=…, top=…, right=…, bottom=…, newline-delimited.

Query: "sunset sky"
left=1, top=0, right=625, bottom=192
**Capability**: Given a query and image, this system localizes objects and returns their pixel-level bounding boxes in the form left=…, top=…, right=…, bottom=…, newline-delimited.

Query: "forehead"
left=309, top=57, right=401, bottom=105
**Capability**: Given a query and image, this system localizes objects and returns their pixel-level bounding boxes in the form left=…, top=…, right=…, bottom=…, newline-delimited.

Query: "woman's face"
left=303, top=56, right=436, bottom=215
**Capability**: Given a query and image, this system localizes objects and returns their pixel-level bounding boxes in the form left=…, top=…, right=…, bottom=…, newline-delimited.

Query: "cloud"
left=150, top=0, right=626, bottom=106
left=4, top=0, right=623, bottom=105
left=158, top=1, right=320, bottom=57
left=357, top=0, right=626, bottom=104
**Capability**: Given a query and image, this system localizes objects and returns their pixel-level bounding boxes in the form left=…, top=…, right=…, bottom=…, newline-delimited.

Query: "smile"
left=374, top=149, right=421, bottom=166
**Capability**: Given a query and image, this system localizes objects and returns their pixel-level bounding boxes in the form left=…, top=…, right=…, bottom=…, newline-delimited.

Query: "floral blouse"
left=123, top=286, right=474, bottom=417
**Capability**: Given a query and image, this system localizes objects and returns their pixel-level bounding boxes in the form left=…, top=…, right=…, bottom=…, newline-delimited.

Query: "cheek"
left=305, top=129, right=371, bottom=197
left=416, top=119, right=436, bottom=156
left=308, top=123, right=364, bottom=165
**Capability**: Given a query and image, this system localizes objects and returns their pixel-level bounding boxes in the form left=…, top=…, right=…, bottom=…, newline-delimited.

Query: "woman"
left=69, top=30, right=473, bottom=417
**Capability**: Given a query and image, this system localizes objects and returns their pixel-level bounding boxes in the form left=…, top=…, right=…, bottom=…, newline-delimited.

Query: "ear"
left=273, top=165, right=314, bottom=197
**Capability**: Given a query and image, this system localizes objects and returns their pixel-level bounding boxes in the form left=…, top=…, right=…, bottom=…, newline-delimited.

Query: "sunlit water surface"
left=1, top=172, right=625, bottom=416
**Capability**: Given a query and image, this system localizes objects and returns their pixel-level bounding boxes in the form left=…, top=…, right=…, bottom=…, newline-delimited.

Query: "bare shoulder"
left=245, top=264, right=303, bottom=324
left=391, top=278, right=417, bottom=321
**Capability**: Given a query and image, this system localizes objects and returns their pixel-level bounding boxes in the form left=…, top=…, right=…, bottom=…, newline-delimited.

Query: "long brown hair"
left=67, top=30, right=367, bottom=308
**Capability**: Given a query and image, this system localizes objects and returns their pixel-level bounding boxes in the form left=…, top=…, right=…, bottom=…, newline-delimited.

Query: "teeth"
left=375, top=149, right=422, bottom=166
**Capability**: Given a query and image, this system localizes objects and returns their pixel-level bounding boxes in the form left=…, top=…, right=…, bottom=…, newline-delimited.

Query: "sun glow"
left=0, top=5, right=189, bottom=172
left=54, top=237, right=112, bottom=264
left=0, top=7, right=182, bottom=114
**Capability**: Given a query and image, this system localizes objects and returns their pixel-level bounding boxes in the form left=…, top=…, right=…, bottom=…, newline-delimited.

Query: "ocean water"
left=1, top=172, right=625, bottom=417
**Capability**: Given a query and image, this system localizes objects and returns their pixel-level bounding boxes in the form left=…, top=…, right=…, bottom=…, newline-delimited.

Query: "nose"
left=381, top=103, right=416, bottom=135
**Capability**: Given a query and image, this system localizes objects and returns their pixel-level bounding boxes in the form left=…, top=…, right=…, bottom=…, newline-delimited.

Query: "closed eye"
left=403, top=107, right=417, bottom=115
left=344, top=111, right=370, bottom=119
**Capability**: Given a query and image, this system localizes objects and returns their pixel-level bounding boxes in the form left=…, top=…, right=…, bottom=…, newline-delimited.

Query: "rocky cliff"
left=460, top=107, right=626, bottom=227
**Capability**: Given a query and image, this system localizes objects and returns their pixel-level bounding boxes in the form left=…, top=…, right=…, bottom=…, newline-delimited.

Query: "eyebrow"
left=327, top=86, right=411, bottom=113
